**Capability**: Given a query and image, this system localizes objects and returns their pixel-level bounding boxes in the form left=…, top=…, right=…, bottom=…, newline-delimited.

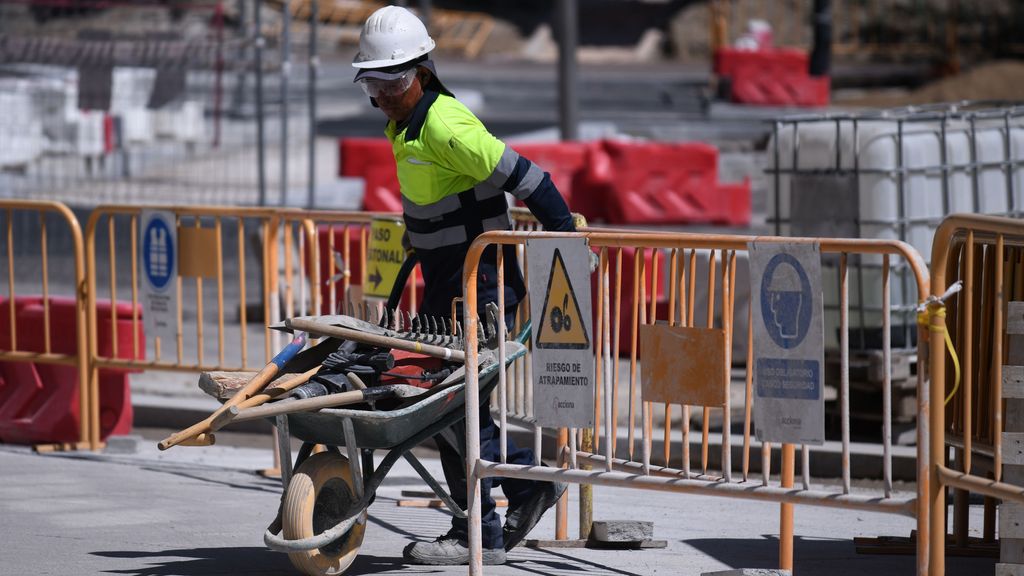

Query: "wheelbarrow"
left=257, top=330, right=527, bottom=575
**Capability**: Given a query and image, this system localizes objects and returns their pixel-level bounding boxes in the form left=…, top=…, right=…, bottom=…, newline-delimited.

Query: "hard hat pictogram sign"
left=749, top=241, right=825, bottom=446
left=536, top=248, right=590, bottom=350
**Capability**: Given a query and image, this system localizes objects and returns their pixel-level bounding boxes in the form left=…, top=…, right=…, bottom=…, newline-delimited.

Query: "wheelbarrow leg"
left=341, top=418, right=364, bottom=499
left=275, top=415, right=293, bottom=488
left=402, top=452, right=468, bottom=519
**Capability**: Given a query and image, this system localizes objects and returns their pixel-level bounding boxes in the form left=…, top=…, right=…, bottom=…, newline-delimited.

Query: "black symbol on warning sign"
left=537, top=248, right=590, bottom=350
left=550, top=294, right=572, bottom=333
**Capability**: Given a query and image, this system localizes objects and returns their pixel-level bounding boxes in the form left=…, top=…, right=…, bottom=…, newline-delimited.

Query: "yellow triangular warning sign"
left=536, top=248, right=590, bottom=350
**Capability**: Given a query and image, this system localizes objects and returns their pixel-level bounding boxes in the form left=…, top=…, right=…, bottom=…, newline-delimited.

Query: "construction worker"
left=352, top=5, right=572, bottom=567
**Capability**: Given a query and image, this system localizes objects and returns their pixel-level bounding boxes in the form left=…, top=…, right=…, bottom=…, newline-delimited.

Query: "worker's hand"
left=589, top=251, right=600, bottom=273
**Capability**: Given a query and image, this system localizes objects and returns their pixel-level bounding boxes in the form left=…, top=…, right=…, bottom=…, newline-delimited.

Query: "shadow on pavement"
left=138, top=465, right=283, bottom=495
left=684, top=535, right=996, bottom=576
left=93, top=547, right=292, bottom=575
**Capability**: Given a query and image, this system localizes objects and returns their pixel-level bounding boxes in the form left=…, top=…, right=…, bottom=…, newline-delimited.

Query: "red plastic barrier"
left=588, top=140, right=750, bottom=226
left=508, top=142, right=589, bottom=210
left=339, top=137, right=750, bottom=227
left=103, top=113, right=116, bottom=153
left=339, top=138, right=401, bottom=212
left=363, top=165, right=403, bottom=213
left=711, top=180, right=753, bottom=225
left=714, top=48, right=830, bottom=108
left=339, top=137, right=394, bottom=178
left=570, top=143, right=613, bottom=223
left=341, top=138, right=597, bottom=215
left=714, top=47, right=806, bottom=77
left=0, top=297, right=142, bottom=445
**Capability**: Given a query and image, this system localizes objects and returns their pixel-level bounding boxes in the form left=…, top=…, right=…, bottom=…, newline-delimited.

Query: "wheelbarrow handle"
left=288, top=317, right=466, bottom=363
left=229, top=386, right=398, bottom=423
left=385, top=252, right=419, bottom=318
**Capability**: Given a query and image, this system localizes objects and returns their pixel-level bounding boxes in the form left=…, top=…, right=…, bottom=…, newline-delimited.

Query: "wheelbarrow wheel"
left=282, top=452, right=367, bottom=575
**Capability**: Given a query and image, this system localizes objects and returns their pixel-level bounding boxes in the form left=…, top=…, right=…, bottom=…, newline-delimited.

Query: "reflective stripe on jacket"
left=385, top=90, right=575, bottom=318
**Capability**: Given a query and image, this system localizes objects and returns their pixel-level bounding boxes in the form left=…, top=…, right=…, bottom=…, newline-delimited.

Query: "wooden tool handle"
left=288, top=318, right=465, bottom=363
left=156, top=406, right=230, bottom=451
left=230, top=386, right=397, bottom=424
left=209, top=366, right=322, bottom=432
left=223, top=333, right=308, bottom=409
left=237, top=366, right=321, bottom=410
left=179, top=433, right=216, bottom=447
left=157, top=333, right=308, bottom=450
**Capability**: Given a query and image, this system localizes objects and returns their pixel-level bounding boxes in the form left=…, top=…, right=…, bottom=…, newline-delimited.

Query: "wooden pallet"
left=269, top=0, right=495, bottom=59
left=854, top=533, right=999, bottom=558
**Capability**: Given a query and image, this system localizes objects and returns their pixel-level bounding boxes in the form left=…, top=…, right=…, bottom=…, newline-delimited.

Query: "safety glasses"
left=358, top=68, right=417, bottom=98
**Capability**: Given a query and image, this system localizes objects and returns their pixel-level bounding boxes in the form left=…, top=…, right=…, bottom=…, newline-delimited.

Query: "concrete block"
left=1005, top=366, right=1024, bottom=399
left=1009, top=399, right=1024, bottom=433
left=102, top=434, right=142, bottom=455
left=1002, top=539, right=1024, bottom=565
left=591, top=520, right=654, bottom=542
left=1008, top=302, right=1024, bottom=335
left=1004, top=433, right=1024, bottom=465
left=997, top=563, right=1024, bottom=576
left=1010, top=334, right=1024, bottom=366
left=704, top=565, right=790, bottom=569
left=1001, top=504, right=1024, bottom=539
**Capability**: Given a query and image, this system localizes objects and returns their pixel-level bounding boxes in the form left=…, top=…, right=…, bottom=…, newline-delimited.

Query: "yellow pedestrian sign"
left=365, top=218, right=406, bottom=298
left=536, top=249, right=590, bottom=349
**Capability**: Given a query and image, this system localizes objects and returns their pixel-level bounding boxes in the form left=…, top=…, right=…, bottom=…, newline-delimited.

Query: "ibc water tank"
left=767, top=103, right=1024, bottom=347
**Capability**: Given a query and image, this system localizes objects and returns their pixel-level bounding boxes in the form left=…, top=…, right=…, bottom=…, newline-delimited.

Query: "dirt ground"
left=834, top=59, right=1024, bottom=108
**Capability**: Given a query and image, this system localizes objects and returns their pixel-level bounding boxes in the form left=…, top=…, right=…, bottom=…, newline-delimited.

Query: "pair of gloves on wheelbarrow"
left=290, top=339, right=456, bottom=401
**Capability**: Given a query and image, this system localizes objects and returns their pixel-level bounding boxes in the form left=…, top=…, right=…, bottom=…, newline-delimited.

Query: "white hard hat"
left=352, top=5, right=436, bottom=69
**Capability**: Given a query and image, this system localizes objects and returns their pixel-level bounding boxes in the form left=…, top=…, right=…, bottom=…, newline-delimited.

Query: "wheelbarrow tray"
left=284, top=341, right=526, bottom=450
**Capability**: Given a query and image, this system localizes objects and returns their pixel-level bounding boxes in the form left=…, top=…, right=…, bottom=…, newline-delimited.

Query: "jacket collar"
left=396, top=90, right=440, bottom=142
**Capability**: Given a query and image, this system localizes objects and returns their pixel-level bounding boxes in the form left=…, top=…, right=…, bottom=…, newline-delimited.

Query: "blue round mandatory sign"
left=143, top=217, right=174, bottom=291
left=760, top=252, right=812, bottom=349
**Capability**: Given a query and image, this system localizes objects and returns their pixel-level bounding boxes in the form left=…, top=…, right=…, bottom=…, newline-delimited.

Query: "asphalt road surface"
left=0, top=438, right=995, bottom=576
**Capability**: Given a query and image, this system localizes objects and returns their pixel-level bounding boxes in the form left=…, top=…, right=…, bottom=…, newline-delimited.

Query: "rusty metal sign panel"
left=641, top=324, right=727, bottom=407
left=749, top=242, right=825, bottom=445
left=527, top=238, right=594, bottom=428
left=178, top=226, right=218, bottom=278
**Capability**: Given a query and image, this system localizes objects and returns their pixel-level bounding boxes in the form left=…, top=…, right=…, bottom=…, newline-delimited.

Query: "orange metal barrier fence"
left=463, top=229, right=932, bottom=574
left=87, top=206, right=291, bottom=375
left=0, top=201, right=93, bottom=450
left=69, top=205, right=557, bottom=453
left=85, top=206, right=434, bottom=373
left=928, top=213, right=1024, bottom=575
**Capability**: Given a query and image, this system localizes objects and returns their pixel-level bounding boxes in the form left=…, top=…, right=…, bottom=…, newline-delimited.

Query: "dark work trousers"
left=433, top=308, right=538, bottom=549
left=436, top=402, right=539, bottom=549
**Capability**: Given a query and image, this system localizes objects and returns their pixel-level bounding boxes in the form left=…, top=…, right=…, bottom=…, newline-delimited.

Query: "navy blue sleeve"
left=523, top=172, right=576, bottom=232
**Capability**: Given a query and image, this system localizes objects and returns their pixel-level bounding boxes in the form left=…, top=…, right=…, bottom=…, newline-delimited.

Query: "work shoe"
left=502, top=480, right=568, bottom=551
left=403, top=529, right=506, bottom=565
